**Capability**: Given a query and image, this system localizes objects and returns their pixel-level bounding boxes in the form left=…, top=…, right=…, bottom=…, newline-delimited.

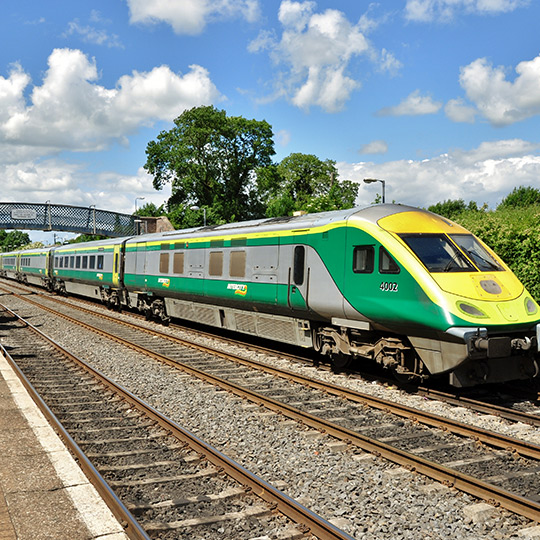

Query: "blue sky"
left=2, top=0, right=540, bottom=242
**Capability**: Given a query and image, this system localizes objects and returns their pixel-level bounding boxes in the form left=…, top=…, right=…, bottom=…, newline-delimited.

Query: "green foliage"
left=456, top=206, right=540, bottom=300
left=145, top=105, right=275, bottom=227
left=262, top=153, right=358, bottom=217
left=17, top=241, right=44, bottom=250
left=428, top=199, right=483, bottom=220
left=0, top=230, right=31, bottom=251
left=135, top=202, right=166, bottom=217
left=497, top=186, right=540, bottom=209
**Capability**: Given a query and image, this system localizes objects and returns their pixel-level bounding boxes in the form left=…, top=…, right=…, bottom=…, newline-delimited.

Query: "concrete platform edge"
left=0, top=352, right=129, bottom=539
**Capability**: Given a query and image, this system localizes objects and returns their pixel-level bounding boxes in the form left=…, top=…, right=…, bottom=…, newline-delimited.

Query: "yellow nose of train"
left=378, top=209, right=538, bottom=328
left=374, top=207, right=540, bottom=386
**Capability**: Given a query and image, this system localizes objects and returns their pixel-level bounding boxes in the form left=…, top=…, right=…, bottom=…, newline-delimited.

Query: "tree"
left=261, top=153, right=359, bottom=217
left=134, top=202, right=166, bottom=217
left=1, top=230, right=30, bottom=251
left=427, top=199, right=483, bottom=220
left=497, top=186, right=540, bottom=209
left=144, top=105, right=275, bottom=227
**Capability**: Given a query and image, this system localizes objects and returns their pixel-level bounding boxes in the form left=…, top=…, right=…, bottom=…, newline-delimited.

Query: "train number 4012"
left=380, top=281, right=398, bottom=292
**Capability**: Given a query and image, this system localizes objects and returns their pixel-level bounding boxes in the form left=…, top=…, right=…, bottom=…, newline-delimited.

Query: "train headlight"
left=525, top=297, right=538, bottom=315
left=457, top=302, right=487, bottom=318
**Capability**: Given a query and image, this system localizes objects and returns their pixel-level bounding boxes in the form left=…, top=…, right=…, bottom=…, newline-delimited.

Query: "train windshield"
left=399, top=233, right=475, bottom=273
left=449, top=234, right=503, bottom=272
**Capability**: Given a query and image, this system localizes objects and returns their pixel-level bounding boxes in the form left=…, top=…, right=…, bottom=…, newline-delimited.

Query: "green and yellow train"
left=2, top=204, right=539, bottom=387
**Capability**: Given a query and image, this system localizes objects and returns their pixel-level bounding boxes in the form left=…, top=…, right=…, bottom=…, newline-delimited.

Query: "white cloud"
left=250, top=0, right=389, bottom=112
left=378, top=49, right=403, bottom=76
left=404, top=0, right=529, bottom=22
left=0, top=48, right=221, bottom=157
left=444, top=98, right=477, bottom=123
left=126, top=0, right=260, bottom=35
left=377, top=90, right=442, bottom=116
left=339, top=139, right=540, bottom=208
left=64, top=20, right=123, bottom=48
left=275, top=129, right=291, bottom=147
left=457, top=54, right=540, bottom=126
left=1, top=159, right=171, bottom=217
left=359, top=140, right=388, bottom=155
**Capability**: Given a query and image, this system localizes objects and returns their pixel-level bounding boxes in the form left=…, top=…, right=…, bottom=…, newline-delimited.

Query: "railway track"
left=4, top=278, right=540, bottom=427
left=1, top=282, right=540, bottom=525
left=0, top=304, right=353, bottom=540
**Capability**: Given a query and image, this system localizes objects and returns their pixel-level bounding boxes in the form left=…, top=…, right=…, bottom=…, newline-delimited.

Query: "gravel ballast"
left=1, top=292, right=539, bottom=539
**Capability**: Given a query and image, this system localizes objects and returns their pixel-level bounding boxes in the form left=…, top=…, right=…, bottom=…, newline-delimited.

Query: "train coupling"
left=449, top=327, right=536, bottom=358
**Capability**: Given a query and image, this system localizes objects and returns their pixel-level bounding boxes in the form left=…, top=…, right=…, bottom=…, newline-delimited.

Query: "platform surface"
left=0, top=352, right=129, bottom=540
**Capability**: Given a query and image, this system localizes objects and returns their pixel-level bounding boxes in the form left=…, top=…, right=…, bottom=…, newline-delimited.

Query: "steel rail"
left=0, top=304, right=354, bottom=540
left=9, top=295, right=540, bottom=524
left=19, top=287, right=540, bottom=461
left=416, top=387, right=540, bottom=427
left=7, top=280, right=540, bottom=430
left=0, top=307, right=151, bottom=540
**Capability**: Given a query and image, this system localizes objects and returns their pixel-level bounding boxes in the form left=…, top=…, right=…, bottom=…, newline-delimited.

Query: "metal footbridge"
left=0, top=202, right=137, bottom=237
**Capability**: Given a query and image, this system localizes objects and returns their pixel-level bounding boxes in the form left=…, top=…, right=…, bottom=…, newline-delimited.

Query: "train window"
left=89, top=255, right=95, bottom=269
left=97, top=255, right=104, bottom=270
left=400, top=233, right=474, bottom=273
left=161, top=243, right=170, bottom=250
left=353, top=246, right=374, bottom=274
left=82, top=256, right=88, bottom=269
left=174, top=242, right=186, bottom=250
left=209, top=251, right=223, bottom=276
left=76, top=256, right=81, bottom=269
left=54, top=257, right=58, bottom=268
left=70, top=256, right=75, bottom=269
left=159, top=253, right=169, bottom=273
left=229, top=251, right=246, bottom=277
left=173, top=252, right=184, bottom=274
left=231, top=237, right=247, bottom=247
left=58, top=257, right=63, bottom=268
left=449, top=234, right=503, bottom=272
left=379, top=248, right=400, bottom=274
left=293, top=246, right=305, bottom=286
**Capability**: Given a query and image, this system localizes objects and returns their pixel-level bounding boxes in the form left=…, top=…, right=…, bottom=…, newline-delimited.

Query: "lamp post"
left=190, top=205, right=206, bottom=226
left=45, top=199, right=52, bottom=230
left=363, top=178, right=386, bottom=203
left=89, top=204, right=96, bottom=235
left=134, top=196, right=145, bottom=214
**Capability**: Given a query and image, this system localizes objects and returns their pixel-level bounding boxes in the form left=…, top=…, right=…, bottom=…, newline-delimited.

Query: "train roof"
left=132, top=203, right=424, bottom=243
left=25, top=204, right=430, bottom=251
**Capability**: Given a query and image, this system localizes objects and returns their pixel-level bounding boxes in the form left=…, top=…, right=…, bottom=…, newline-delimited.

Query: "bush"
left=456, top=206, right=540, bottom=300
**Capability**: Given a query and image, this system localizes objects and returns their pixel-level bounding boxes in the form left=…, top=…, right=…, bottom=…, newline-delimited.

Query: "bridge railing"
left=0, top=202, right=138, bottom=237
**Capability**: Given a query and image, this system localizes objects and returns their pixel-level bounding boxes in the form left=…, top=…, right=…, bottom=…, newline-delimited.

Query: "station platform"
left=0, top=353, right=129, bottom=540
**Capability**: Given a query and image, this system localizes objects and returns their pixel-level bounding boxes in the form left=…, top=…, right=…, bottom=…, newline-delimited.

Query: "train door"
left=287, top=243, right=309, bottom=312
left=112, top=244, right=121, bottom=287
left=135, top=242, right=148, bottom=290
left=45, top=250, right=52, bottom=278
left=342, top=222, right=382, bottom=320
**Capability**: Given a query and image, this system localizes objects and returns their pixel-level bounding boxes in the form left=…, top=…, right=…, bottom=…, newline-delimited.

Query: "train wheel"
left=331, top=352, right=352, bottom=371
left=391, top=353, right=424, bottom=385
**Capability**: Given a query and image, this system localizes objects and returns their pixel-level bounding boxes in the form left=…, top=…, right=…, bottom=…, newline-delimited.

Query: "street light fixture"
left=363, top=178, right=386, bottom=203
left=134, top=196, right=145, bottom=213
left=190, top=205, right=206, bottom=226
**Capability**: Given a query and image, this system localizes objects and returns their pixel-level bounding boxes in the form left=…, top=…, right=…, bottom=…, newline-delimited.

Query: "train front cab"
left=374, top=208, right=540, bottom=387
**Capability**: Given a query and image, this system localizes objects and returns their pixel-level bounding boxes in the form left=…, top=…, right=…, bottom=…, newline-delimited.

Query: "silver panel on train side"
left=164, top=296, right=312, bottom=348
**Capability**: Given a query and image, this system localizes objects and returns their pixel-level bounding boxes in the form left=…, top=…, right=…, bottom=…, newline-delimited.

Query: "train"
left=1, top=203, right=539, bottom=387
